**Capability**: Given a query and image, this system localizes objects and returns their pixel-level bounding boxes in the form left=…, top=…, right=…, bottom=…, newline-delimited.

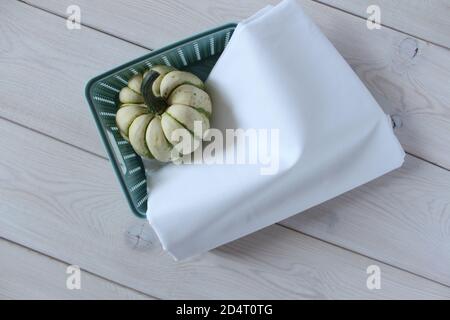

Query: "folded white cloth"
left=145, top=0, right=405, bottom=260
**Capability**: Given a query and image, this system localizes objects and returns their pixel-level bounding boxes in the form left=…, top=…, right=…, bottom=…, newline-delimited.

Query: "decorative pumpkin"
left=115, top=65, right=212, bottom=162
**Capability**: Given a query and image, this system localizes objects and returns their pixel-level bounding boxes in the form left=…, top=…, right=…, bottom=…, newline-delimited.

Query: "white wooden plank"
left=0, top=0, right=148, bottom=157
left=1, top=118, right=449, bottom=299
left=282, top=154, right=450, bottom=285
left=313, top=0, right=450, bottom=49
left=0, top=238, right=151, bottom=299
left=3, top=0, right=450, bottom=286
left=17, top=0, right=450, bottom=170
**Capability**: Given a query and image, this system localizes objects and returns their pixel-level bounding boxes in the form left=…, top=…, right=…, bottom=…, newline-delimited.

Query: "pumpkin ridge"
left=115, top=105, right=148, bottom=139
left=164, top=111, right=196, bottom=137
left=129, top=114, right=154, bottom=159
left=152, top=116, right=174, bottom=147
left=142, top=123, right=155, bottom=159
left=127, top=86, right=142, bottom=96
left=116, top=66, right=211, bottom=162
left=167, top=84, right=212, bottom=116
left=190, top=105, right=211, bottom=118
left=160, top=70, right=205, bottom=98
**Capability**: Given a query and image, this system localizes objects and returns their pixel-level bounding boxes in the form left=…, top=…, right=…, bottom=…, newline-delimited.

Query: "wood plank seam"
left=16, top=0, right=450, bottom=172
left=310, top=0, right=450, bottom=50
left=2, top=113, right=449, bottom=289
left=3, top=95, right=448, bottom=176
left=0, top=238, right=151, bottom=299
left=403, top=152, right=450, bottom=174
left=280, top=224, right=450, bottom=289
left=21, top=0, right=450, bottom=56
left=0, top=115, right=109, bottom=161
left=3, top=0, right=449, bottom=289
left=309, top=0, right=450, bottom=50
left=0, top=236, right=159, bottom=299
left=3, top=0, right=450, bottom=284
left=17, top=0, right=155, bottom=52
left=2, top=115, right=449, bottom=298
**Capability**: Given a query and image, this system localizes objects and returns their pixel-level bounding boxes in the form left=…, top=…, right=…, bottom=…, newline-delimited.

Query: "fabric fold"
left=145, top=0, right=405, bottom=260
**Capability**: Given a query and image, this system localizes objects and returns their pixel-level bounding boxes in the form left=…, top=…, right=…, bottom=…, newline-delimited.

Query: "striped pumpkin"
left=115, top=66, right=212, bottom=162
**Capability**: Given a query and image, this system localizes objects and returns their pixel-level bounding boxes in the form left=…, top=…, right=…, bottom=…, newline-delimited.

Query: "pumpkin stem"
left=141, top=70, right=168, bottom=114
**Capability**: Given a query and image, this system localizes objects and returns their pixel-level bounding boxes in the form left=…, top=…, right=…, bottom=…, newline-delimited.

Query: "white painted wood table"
left=1, top=0, right=450, bottom=299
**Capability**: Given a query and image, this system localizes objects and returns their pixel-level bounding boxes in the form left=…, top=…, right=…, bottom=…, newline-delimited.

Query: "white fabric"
left=145, top=0, right=405, bottom=260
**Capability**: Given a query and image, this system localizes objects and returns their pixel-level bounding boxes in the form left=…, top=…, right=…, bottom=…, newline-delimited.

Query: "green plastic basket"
left=85, top=23, right=237, bottom=218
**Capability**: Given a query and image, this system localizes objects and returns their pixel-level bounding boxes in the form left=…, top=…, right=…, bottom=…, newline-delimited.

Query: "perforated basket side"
left=86, top=24, right=236, bottom=217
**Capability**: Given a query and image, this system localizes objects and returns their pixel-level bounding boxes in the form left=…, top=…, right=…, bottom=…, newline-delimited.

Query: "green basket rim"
left=85, top=23, right=237, bottom=218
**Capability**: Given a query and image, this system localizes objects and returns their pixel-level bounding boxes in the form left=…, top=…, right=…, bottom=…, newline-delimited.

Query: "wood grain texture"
left=18, top=0, right=450, bottom=170
left=313, top=0, right=450, bottom=49
left=282, top=154, right=450, bottom=285
left=3, top=0, right=450, bottom=287
left=0, top=238, right=151, bottom=299
left=0, top=0, right=148, bottom=157
left=1, top=118, right=450, bottom=299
